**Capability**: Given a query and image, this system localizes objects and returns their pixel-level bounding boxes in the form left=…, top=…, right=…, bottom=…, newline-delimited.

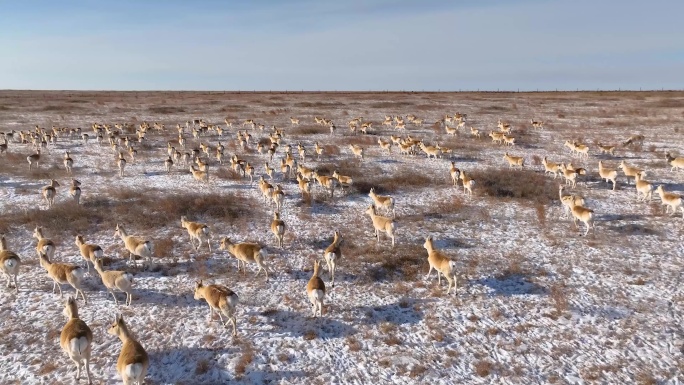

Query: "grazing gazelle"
left=0, top=235, right=20, bottom=293
left=39, top=252, right=87, bottom=304
left=306, top=260, right=325, bottom=318
left=93, top=258, right=134, bottom=306
left=271, top=212, right=286, bottom=248
left=42, top=179, right=60, bottom=208
left=114, top=224, right=154, bottom=269
left=423, top=236, right=458, bottom=294
left=323, top=231, right=342, bottom=288
left=219, top=237, right=269, bottom=281
left=107, top=315, right=149, bottom=385
left=180, top=216, right=211, bottom=252
left=60, top=297, right=93, bottom=384
left=194, top=281, right=239, bottom=336
left=364, top=205, right=396, bottom=247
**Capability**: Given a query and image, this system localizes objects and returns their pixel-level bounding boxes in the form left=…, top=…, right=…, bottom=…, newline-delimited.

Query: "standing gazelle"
left=114, top=224, right=154, bottom=269
left=323, top=231, right=342, bottom=288
left=33, top=226, right=56, bottom=260
left=368, top=187, right=395, bottom=218
left=107, top=315, right=149, bottom=385
left=75, top=235, right=103, bottom=273
left=42, top=179, right=60, bottom=208
left=0, top=235, right=20, bottom=293
left=70, top=179, right=82, bottom=205
left=60, top=297, right=93, bottom=384
left=423, top=236, right=458, bottom=294
left=93, top=258, right=134, bottom=306
left=270, top=212, right=286, bottom=248
left=180, top=216, right=211, bottom=252
left=364, top=205, right=396, bottom=247
left=39, top=252, right=87, bottom=303
left=306, top=260, right=325, bottom=318
left=194, top=281, right=239, bottom=336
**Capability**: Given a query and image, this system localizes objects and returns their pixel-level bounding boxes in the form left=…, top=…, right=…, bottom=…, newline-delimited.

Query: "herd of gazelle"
left=3, top=110, right=683, bottom=384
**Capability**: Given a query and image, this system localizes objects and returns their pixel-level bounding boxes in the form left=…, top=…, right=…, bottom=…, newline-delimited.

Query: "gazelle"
left=164, top=156, right=173, bottom=173
left=531, top=119, right=544, bottom=129
left=445, top=126, right=458, bottom=136
left=655, top=185, right=683, bottom=217
left=189, top=165, right=209, bottom=183
left=69, top=179, right=82, bottom=205
left=598, top=161, right=618, bottom=190
left=364, top=205, right=396, bottom=247
left=194, top=281, right=239, bottom=336
left=180, top=216, right=211, bottom=252
left=60, top=297, right=93, bottom=384
left=459, top=170, right=475, bottom=196
left=314, top=142, right=324, bottom=159
left=107, top=315, right=149, bottom=385
left=114, top=224, right=154, bottom=269
left=489, top=131, right=504, bottom=144
left=542, top=157, right=562, bottom=179
left=313, top=171, right=336, bottom=199
left=571, top=204, right=594, bottom=236
left=618, top=160, right=641, bottom=185
left=597, top=143, right=616, bottom=156
left=0, top=235, right=20, bottom=293
left=42, top=179, right=60, bottom=208
left=290, top=117, right=300, bottom=126
left=502, top=135, right=516, bottom=146
left=117, top=153, right=126, bottom=177
left=349, top=144, right=364, bottom=160
left=558, top=185, right=585, bottom=218
left=296, top=173, right=311, bottom=198
left=666, top=153, right=684, bottom=172
left=27, top=149, right=41, bottom=170
left=470, top=127, right=481, bottom=138
left=503, top=153, right=524, bottom=168
left=419, top=142, right=441, bottom=159
left=323, top=231, right=342, bottom=288
left=423, top=236, right=457, bottom=294
left=332, top=170, right=353, bottom=188
left=75, top=235, right=103, bottom=273
left=378, top=139, right=392, bottom=155
left=634, top=172, right=653, bottom=201
left=366, top=187, right=394, bottom=218
left=39, top=252, right=87, bottom=303
left=219, top=237, right=269, bottom=280
left=33, top=226, right=56, bottom=259
left=93, top=258, right=134, bottom=306
left=449, top=162, right=460, bottom=187
left=272, top=184, right=285, bottom=211
left=572, top=141, right=589, bottom=159
left=64, top=151, right=74, bottom=174
left=271, top=212, right=286, bottom=248
left=306, top=260, right=325, bottom=318
left=559, top=164, right=582, bottom=188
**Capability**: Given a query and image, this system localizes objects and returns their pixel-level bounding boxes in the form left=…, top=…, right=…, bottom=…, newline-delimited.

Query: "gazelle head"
left=193, top=280, right=205, bottom=300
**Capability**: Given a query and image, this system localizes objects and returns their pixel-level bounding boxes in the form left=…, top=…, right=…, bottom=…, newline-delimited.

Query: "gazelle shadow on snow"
left=147, top=345, right=238, bottom=384
left=355, top=298, right=428, bottom=326
left=255, top=309, right=357, bottom=339
left=472, top=274, right=547, bottom=296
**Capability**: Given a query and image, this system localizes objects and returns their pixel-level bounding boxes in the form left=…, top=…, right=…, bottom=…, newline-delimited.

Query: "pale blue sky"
left=1, top=0, right=682, bottom=91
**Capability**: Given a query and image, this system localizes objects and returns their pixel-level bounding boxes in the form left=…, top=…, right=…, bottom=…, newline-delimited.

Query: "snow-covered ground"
left=0, top=91, right=683, bottom=384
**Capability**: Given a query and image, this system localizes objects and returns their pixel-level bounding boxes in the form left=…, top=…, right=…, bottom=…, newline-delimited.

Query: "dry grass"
left=471, top=168, right=556, bottom=203
left=0, top=191, right=257, bottom=235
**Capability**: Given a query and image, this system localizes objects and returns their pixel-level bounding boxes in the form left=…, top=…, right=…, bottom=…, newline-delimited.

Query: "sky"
left=0, top=0, right=682, bottom=91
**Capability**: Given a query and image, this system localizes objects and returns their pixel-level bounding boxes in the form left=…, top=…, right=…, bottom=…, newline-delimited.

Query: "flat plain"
left=0, top=90, right=683, bottom=384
